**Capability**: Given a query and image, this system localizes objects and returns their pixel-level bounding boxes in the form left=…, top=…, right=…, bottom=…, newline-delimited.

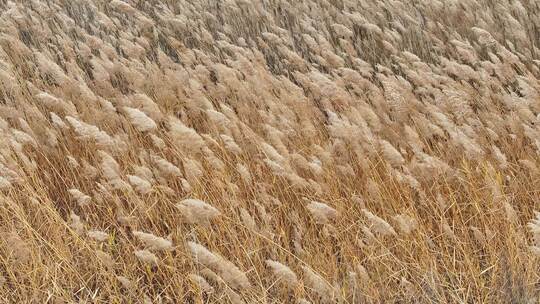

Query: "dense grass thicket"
left=0, top=0, right=540, bottom=302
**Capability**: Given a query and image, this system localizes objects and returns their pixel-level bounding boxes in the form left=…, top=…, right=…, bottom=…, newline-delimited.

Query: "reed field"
left=1, top=0, right=540, bottom=302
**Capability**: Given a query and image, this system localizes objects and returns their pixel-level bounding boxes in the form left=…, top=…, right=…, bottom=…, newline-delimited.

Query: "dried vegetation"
left=0, top=0, right=540, bottom=302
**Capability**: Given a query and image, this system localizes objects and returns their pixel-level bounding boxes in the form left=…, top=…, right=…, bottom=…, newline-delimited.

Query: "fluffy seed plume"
left=393, top=214, right=418, bottom=235
left=65, top=116, right=114, bottom=148
left=96, top=250, right=114, bottom=269
left=116, top=275, right=133, bottom=290
left=176, top=199, right=221, bottom=224
left=302, top=266, right=335, bottom=303
left=189, top=274, right=214, bottom=293
left=70, top=212, right=84, bottom=235
left=132, top=231, right=173, bottom=251
left=68, top=188, right=91, bottom=207
left=362, top=209, right=397, bottom=236
left=123, top=107, right=157, bottom=132
left=528, top=212, right=540, bottom=248
left=127, top=175, right=152, bottom=194
left=134, top=249, right=159, bottom=266
left=87, top=230, right=109, bottom=242
left=265, top=259, right=298, bottom=285
left=187, top=242, right=251, bottom=290
left=133, top=249, right=159, bottom=266
left=169, top=118, right=205, bottom=153
left=306, top=200, right=338, bottom=224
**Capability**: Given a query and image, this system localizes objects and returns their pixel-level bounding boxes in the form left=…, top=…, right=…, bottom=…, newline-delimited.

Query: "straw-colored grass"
left=0, top=0, right=539, bottom=302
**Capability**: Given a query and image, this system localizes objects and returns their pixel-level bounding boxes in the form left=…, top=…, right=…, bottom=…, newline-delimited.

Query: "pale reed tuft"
left=177, top=199, right=221, bottom=225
